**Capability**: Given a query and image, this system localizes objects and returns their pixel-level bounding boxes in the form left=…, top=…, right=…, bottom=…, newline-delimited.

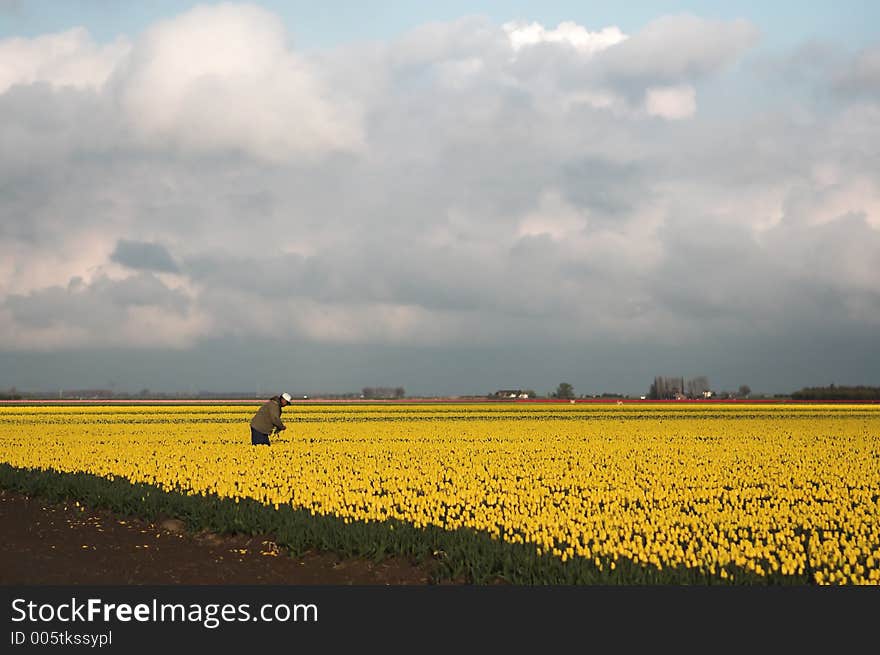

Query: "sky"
left=1, top=1, right=879, bottom=397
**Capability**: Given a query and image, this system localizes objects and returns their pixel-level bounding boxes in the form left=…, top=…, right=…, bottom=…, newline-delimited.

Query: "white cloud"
left=504, top=20, right=628, bottom=55
left=498, top=16, right=757, bottom=119
left=517, top=191, right=588, bottom=240
left=645, top=84, right=696, bottom=119
left=119, top=3, right=364, bottom=160
left=0, top=5, right=363, bottom=161
left=0, top=27, right=130, bottom=93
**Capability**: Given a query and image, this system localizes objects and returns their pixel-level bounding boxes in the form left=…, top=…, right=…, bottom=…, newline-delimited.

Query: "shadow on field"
left=0, top=464, right=809, bottom=585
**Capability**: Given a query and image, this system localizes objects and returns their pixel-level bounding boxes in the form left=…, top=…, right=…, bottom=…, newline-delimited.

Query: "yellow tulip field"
left=1, top=402, right=878, bottom=584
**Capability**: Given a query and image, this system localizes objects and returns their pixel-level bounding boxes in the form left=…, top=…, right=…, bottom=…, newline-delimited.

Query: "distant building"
left=59, top=389, right=114, bottom=399
left=702, top=390, right=714, bottom=398
left=494, top=389, right=529, bottom=399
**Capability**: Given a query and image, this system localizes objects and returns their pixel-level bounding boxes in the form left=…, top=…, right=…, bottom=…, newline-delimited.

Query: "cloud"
left=2, top=273, right=205, bottom=349
left=0, top=4, right=364, bottom=161
left=111, top=239, right=179, bottom=273
left=0, top=4, right=877, bottom=395
left=117, top=3, right=364, bottom=160
left=494, top=14, right=757, bottom=120
left=504, top=20, right=627, bottom=55
left=596, top=14, right=760, bottom=83
left=0, top=27, right=130, bottom=94
left=833, top=44, right=880, bottom=96
left=644, top=84, right=696, bottom=119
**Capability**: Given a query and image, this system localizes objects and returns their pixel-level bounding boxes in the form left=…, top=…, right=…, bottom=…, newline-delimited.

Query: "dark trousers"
left=251, top=427, right=270, bottom=445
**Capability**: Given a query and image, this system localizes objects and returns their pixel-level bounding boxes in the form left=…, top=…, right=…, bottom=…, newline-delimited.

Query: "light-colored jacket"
left=250, top=397, right=286, bottom=434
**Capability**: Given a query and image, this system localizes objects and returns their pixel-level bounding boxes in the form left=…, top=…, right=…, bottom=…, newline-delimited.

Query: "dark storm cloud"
left=5, top=273, right=189, bottom=329
left=111, top=239, right=179, bottom=272
left=0, top=6, right=878, bottom=393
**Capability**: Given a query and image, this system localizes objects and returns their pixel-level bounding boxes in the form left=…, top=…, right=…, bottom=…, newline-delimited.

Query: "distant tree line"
left=648, top=376, right=711, bottom=399
left=0, top=387, right=22, bottom=400
left=649, top=376, right=682, bottom=399
left=647, top=377, right=754, bottom=400
left=307, top=392, right=361, bottom=400
left=362, top=387, right=406, bottom=399
left=552, top=383, right=576, bottom=399
left=791, top=385, right=880, bottom=401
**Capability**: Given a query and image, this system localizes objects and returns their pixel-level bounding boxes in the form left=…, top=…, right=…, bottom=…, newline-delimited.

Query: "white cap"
left=281, top=392, right=292, bottom=402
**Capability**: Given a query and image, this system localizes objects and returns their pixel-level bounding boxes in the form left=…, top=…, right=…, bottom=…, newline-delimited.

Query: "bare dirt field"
left=0, top=489, right=437, bottom=585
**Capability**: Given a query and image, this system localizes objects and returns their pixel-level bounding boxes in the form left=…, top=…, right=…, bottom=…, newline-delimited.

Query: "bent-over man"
left=250, top=392, right=291, bottom=445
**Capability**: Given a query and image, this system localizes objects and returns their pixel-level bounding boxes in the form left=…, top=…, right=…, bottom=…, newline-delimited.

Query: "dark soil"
left=0, top=489, right=441, bottom=585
